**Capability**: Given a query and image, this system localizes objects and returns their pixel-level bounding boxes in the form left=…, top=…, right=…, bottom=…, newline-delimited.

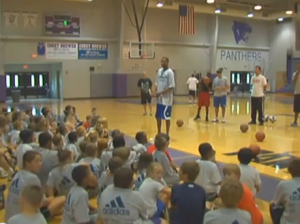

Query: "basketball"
left=203, top=77, right=210, bottom=84
left=240, top=124, right=249, bottom=133
left=176, top=119, right=184, bottom=127
left=255, top=131, right=266, bottom=142
left=249, top=144, right=261, bottom=156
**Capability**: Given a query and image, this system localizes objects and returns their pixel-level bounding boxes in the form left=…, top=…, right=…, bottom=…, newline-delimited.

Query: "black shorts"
left=294, top=94, right=300, bottom=113
left=189, top=90, right=196, bottom=96
left=141, top=93, right=151, bottom=104
left=40, top=206, right=51, bottom=220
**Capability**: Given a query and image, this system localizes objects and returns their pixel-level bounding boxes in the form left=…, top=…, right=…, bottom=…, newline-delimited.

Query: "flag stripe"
left=179, top=5, right=195, bottom=35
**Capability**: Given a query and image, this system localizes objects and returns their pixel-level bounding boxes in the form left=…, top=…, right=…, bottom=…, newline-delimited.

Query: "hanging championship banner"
left=4, top=12, right=19, bottom=27
left=23, top=12, right=38, bottom=28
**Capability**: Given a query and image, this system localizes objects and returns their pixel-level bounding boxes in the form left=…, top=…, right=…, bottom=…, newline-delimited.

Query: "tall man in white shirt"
left=186, top=74, right=199, bottom=103
left=154, top=57, right=175, bottom=136
left=291, top=64, right=300, bottom=127
left=249, top=66, right=267, bottom=125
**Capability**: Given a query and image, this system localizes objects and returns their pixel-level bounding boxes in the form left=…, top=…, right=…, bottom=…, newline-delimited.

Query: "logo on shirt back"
left=290, top=188, right=300, bottom=201
left=103, top=196, right=130, bottom=216
left=10, top=178, right=20, bottom=195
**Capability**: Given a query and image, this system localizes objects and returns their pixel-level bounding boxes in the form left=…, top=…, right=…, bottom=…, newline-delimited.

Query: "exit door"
left=230, top=71, right=253, bottom=92
left=6, top=72, right=50, bottom=98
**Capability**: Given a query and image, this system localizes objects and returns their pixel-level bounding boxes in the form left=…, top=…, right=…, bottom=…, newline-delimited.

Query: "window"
left=231, top=73, right=235, bottom=84
left=39, top=74, right=43, bottom=87
left=6, top=75, right=10, bottom=88
left=14, top=75, right=19, bottom=87
left=31, top=74, right=35, bottom=87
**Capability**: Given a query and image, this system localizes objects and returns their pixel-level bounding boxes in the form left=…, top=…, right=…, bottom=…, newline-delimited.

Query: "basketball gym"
left=0, top=0, right=300, bottom=223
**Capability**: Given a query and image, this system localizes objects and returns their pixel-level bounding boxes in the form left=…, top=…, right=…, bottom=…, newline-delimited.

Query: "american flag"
left=179, top=5, right=195, bottom=35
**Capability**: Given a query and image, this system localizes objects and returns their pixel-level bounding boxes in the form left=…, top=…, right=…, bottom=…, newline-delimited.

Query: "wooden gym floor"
left=1, top=94, right=299, bottom=223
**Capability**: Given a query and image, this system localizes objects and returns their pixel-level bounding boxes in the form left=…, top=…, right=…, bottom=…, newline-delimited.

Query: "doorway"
left=6, top=72, right=50, bottom=99
left=230, top=71, right=253, bottom=92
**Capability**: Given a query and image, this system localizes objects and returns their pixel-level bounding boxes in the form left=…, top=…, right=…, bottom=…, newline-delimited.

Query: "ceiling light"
left=285, top=10, right=293, bottom=15
left=156, top=1, right=163, bottom=7
left=254, top=5, right=262, bottom=10
left=206, top=0, right=215, bottom=4
left=88, top=0, right=93, bottom=1
left=215, top=8, right=221, bottom=13
left=278, top=17, right=284, bottom=21
left=247, top=12, right=254, bottom=18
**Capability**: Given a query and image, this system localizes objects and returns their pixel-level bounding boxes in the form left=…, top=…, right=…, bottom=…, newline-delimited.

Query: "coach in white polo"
left=249, top=66, right=267, bottom=125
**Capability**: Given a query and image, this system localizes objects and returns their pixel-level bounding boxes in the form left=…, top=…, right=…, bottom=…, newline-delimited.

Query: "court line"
left=172, top=155, right=198, bottom=161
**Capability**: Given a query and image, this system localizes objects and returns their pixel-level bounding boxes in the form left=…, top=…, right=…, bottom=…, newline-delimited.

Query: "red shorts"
left=198, top=92, right=210, bottom=107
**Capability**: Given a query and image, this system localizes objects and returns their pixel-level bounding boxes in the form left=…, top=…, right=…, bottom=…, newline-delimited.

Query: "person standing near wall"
left=291, top=64, right=300, bottom=127
left=248, top=66, right=267, bottom=125
left=137, top=72, right=153, bottom=116
left=186, top=74, right=199, bottom=103
left=212, top=69, right=230, bottom=123
left=154, top=57, right=175, bottom=136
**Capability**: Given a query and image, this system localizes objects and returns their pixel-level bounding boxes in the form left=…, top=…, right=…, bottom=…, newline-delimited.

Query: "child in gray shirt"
left=153, top=136, right=179, bottom=185
left=7, top=185, right=47, bottom=224
left=62, top=165, right=98, bottom=224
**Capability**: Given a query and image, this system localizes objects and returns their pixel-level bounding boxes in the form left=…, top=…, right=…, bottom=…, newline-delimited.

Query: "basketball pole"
left=122, top=0, right=150, bottom=57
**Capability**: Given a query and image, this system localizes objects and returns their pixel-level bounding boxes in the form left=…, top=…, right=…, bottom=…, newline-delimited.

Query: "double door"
left=6, top=72, right=49, bottom=98
left=230, top=71, right=253, bottom=92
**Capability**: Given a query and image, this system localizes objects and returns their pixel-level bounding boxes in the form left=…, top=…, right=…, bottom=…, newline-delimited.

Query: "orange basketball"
left=240, top=124, right=249, bottom=133
left=203, top=77, right=210, bottom=84
left=176, top=119, right=184, bottom=127
left=255, top=131, right=266, bottom=142
left=249, top=144, right=261, bottom=156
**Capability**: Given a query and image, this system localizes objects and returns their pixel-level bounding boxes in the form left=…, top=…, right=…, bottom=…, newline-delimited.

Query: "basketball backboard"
left=129, top=42, right=155, bottom=59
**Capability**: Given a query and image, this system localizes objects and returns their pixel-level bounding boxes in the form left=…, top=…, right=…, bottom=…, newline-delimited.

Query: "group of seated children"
left=1, top=105, right=300, bottom=224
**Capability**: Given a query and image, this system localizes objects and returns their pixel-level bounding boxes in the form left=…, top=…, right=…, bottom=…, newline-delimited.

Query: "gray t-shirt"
left=293, top=72, right=300, bottom=94
left=98, top=171, right=114, bottom=195
left=139, top=178, right=164, bottom=217
left=7, top=213, right=47, bottom=224
left=34, top=147, right=59, bottom=186
left=153, top=150, right=179, bottom=185
left=238, top=164, right=261, bottom=196
left=16, top=144, right=33, bottom=169
left=5, top=170, right=43, bottom=221
left=47, top=163, right=77, bottom=196
left=212, top=76, right=229, bottom=96
left=101, top=151, right=113, bottom=171
left=99, top=185, right=153, bottom=224
left=273, top=178, right=300, bottom=224
left=66, top=143, right=80, bottom=158
left=80, top=157, right=102, bottom=178
left=204, top=208, right=251, bottom=224
left=156, top=68, right=175, bottom=106
left=8, top=130, right=20, bottom=145
left=62, top=185, right=91, bottom=224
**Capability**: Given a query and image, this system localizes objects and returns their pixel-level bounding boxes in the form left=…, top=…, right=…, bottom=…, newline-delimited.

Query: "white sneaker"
left=222, top=118, right=226, bottom=123
left=212, top=118, right=219, bottom=123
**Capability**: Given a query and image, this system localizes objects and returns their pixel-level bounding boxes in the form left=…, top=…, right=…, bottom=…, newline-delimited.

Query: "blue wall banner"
left=78, top=43, right=108, bottom=59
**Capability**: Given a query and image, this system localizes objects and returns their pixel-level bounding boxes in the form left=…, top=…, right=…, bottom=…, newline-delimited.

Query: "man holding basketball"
left=291, top=64, right=300, bottom=127
left=154, top=57, right=175, bottom=135
left=194, top=76, right=210, bottom=121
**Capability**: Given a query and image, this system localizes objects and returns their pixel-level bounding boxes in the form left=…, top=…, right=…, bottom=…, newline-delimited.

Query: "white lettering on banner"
left=46, top=42, right=78, bottom=59
left=220, top=50, right=263, bottom=62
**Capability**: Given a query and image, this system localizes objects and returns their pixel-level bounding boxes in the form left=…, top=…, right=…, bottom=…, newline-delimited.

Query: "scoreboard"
left=44, top=15, right=80, bottom=37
